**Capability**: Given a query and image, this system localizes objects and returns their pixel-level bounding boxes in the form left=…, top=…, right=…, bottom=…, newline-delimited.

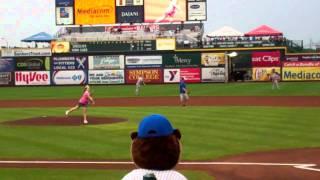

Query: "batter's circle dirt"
left=2, top=116, right=127, bottom=126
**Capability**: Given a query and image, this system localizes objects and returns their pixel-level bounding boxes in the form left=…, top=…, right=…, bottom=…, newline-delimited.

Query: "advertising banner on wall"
left=51, top=42, right=70, bottom=53
left=89, top=55, right=124, bottom=70
left=201, top=68, right=225, bottom=82
left=56, top=0, right=74, bottom=7
left=15, top=71, right=50, bottom=86
left=156, top=38, right=176, bottom=51
left=116, top=6, right=144, bottom=23
left=144, top=0, right=186, bottom=23
left=56, top=7, right=74, bottom=25
left=252, top=67, right=281, bottom=81
left=188, top=1, right=207, bottom=21
left=116, top=0, right=143, bottom=6
left=163, top=53, right=201, bottom=68
left=283, top=61, right=320, bottom=67
left=125, top=56, right=162, bottom=68
left=283, top=67, right=320, bottom=81
left=201, top=53, right=225, bottom=67
left=89, top=70, right=125, bottom=84
left=285, top=54, right=320, bottom=61
left=252, top=51, right=281, bottom=67
left=125, top=68, right=163, bottom=84
left=75, top=0, right=116, bottom=25
left=52, top=56, right=88, bottom=70
left=0, top=58, right=15, bottom=72
left=15, top=57, right=50, bottom=71
left=52, top=70, right=88, bottom=85
left=0, top=72, right=14, bottom=86
left=71, top=41, right=156, bottom=53
left=164, top=68, right=201, bottom=83
left=1, top=48, right=52, bottom=57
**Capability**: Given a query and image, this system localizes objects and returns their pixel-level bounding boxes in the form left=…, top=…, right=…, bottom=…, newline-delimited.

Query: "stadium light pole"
left=225, top=52, right=238, bottom=83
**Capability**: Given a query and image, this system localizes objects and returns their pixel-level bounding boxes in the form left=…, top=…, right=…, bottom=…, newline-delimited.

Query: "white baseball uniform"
left=122, top=169, right=187, bottom=180
left=135, top=77, right=144, bottom=95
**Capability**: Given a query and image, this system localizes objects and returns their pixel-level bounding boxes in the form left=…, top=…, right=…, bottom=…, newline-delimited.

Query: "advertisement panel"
left=116, top=6, right=144, bottom=23
left=71, top=41, right=156, bottom=53
left=89, top=55, right=124, bottom=70
left=15, top=71, right=50, bottom=86
left=164, top=68, right=201, bottom=83
left=52, top=70, right=88, bottom=85
left=144, top=0, right=187, bottom=23
left=201, top=53, right=225, bottom=67
left=201, top=68, right=225, bottom=82
left=56, top=0, right=74, bottom=7
left=285, top=55, right=320, bottom=61
left=0, top=72, right=14, bottom=86
left=75, top=0, right=116, bottom=25
left=156, top=38, right=176, bottom=51
left=283, top=61, right=320, bottom=67
left=89, top=70, right=125, bottom=84
left=126, top=56, right=162, bottom=68
left=252, top=51, right=281, bottom=67
left=56, top=7, right=74, bottom=25
left=125, top=69, right=163, bottom=84
left=15, top=57, right=50, bottom=71
left=0, top=58, right=15, bottom=72
left=52, top=56, right=88, bottom=70
left=116, top=0, right=143, bottom=6
left=163, top=53, right=201, bottom=68
left=1, top=48, right=51, bottom=57
left=51, top=42, right=70, bottom=53
left=188, top=1, right=207, bottom=21
left=283, top=67, right=320, bottom=81
left=252, top=67, right=281, bottom=81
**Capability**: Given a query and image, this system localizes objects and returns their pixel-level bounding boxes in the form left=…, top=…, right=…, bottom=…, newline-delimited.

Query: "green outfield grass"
left=0, top=82, right=319, bottom=100
left=0, top=169, right=212, bottom=180
left=0, top=107, right=319, bottom=160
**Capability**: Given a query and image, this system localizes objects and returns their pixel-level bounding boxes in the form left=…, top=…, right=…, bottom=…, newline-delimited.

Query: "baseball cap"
left=138, top=114, right=175, bottom=138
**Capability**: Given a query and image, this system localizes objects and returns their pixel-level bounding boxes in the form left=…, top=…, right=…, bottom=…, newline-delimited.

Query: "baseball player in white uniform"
left=122, top=169, right=187, bottom=180
left=135, top=75, right=145, bottom=96
left=269, top=69, right=281, bottom=90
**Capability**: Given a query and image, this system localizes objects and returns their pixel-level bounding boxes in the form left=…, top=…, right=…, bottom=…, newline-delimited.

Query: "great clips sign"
left=252, top=51, right=281, bottom=67
left=15, top=71, right=50, bottom=86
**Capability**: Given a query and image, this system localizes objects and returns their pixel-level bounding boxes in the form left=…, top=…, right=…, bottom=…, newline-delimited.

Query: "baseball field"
left=0, top=82, right=319, bottom=179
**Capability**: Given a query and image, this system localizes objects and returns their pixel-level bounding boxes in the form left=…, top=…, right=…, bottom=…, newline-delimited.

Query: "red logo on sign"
left=15, top=72, right=49, bottom=84
left=252, top=51, right=281, bottom=67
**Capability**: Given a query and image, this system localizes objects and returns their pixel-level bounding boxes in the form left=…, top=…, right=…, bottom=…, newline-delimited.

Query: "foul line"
left=0, top=161, right=319, bottom=172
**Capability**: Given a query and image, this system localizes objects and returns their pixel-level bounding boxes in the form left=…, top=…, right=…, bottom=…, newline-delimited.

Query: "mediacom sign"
left=15, top=71, right=50, bottom=86
left=144, top=0, right=186, bottom=23
left=252, top=67, right=281, bottom=81
left=52, top=70, right=87, bottom=85
left=125, top=69, right=163, bottom=84
left=89, top=70, right=125, bottom=84
left=75, top=0, right=115, bottom=25
left=252, top=51, right=281, bottom=67
left=283, top=67, right=320, bottom=81
left=164, top=68, right=200, bottom=83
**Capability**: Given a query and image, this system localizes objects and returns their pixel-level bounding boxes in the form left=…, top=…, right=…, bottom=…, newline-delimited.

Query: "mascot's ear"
left=173, top=129, right=181, bottom=140
left=131, top=132, right=138, bottom=140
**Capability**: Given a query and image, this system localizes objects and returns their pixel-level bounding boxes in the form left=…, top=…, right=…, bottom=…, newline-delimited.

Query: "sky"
left=0, top=0, right=319, bottom=47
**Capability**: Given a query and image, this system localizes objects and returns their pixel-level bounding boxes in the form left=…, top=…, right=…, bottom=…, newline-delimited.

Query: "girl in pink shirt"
left=65, top=85, right=95, bottom=124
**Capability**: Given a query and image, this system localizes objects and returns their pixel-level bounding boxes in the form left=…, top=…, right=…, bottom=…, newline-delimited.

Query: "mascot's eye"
left=148, top=130, right=157, bottom=135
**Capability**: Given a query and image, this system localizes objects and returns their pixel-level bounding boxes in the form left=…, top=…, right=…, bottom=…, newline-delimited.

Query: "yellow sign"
left=144, top=0, right=186, bottom=23
left=252, top=67, right=280, bottom=81
left=156, top=38, right=176, bottom=50
left=282, top=67, right=320, bottom=81
left=51, top=41, right=70, bottom=53
left=75, top=0, right=115, bottom=25
left=201, top=53, right=225, bottom=67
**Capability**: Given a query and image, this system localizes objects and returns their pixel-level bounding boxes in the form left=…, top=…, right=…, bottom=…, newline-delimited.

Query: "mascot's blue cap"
left=137, top=114, right=175, bottom=138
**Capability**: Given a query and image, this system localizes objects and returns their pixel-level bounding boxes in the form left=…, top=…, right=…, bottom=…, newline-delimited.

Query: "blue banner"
left=56, top=0, right=74, bottom=7
left=52, top=56, right=88, bottom=70
left=0, top=58, right=15, bottom=72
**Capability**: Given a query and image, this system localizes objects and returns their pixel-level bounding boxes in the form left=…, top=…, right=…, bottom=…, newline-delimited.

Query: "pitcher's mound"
left=2, top=116, right=127, bottom=126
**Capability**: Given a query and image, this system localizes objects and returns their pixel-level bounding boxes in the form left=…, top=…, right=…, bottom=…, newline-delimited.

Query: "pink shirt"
left=79, top=90, right=90, bottom=104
